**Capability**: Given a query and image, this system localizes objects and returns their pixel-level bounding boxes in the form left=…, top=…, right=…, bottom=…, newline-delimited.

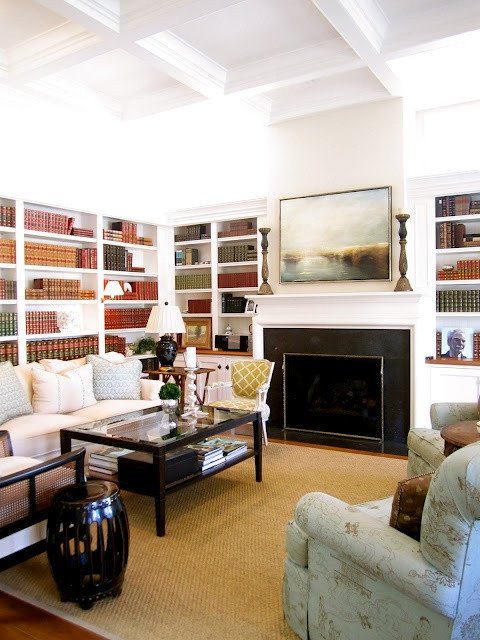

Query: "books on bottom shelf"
left=186, top=443, right=226, bottom=471
left=88, top=446, right=133, bottom=475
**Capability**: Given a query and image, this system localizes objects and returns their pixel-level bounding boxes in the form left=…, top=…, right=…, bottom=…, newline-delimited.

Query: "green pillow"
left=87, top=355, right=142, bottom=400
left=0, top=361, right=33, bottom=425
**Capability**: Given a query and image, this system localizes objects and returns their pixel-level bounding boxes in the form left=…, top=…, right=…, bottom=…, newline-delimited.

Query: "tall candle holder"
left=394, top=210, right=413, bottom=292
left=258, top=227, right=273, bottom=295
left=181, top=368, right=208, bottom=421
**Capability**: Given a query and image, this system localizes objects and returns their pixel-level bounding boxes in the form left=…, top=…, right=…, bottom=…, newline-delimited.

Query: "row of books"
left=25, top=311, right=59, bottom=335
left=174, top=224, right=210, bottom=242
left=221, top=293, right=247, bottom=313
left=0, top=206, right=15, bottom=228
left=24, top=208, right=72, bottom=235
left=0, top=279, right=17, bottom=299
left=0, top=238, right=15, bottom=262
left=0, top=342, right=18, bottom=365
left=437, top=260, right=480, bottom=280
left=218, top=272, right=258, bottom=288
left=175, top=247, right=200, bottom=265
left=25, top=277, right=95, bottom=300
left=104, top=307, right=152, bottom=330
left=436, top=290, right=480, bottom=313
left=25, top=242, right=98, bottom=269
left=186, top=298, right=211, bottom=313
left=218, top=244, right=257, bottom=263
left=435, top=194, right=480, bottom=217
left=175, top=273, right=212, bottom=290
left=103, top=231, right=153, bottom=245
left=186, top=437, right=248, bottom=470
left=103, top=244, right=145, bottom=272
left=103, top=279, right=158, bottom=301
left=218, top=219, right=256, bottom=238
left=0, top=312, right=18, bottom=336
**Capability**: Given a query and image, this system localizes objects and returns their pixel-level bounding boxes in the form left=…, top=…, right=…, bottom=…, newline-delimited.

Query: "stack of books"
left=204, top=437, right=248, bottom=462
left=186, top=443, right=226, bottom=471
left=88, top=446, right=133, bottom=476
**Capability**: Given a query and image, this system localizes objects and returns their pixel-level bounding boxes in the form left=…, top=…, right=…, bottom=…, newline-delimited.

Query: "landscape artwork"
left=280, top=186, right=392, bottom=282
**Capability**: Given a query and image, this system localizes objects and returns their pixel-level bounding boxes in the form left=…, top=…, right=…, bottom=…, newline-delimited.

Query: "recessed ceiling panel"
left=57, top=49, right=181, bottom=101
left=0, top=0, right=66, bottom=49
left=171, top=0, right=339, bottom=69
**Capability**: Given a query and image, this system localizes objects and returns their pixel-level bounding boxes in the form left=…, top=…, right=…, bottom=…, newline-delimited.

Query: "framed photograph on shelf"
left=280, top=186, right=392, bottom=283
left=244, top=299, right=257, bottom=315
left=182, top=317, right=212, bottom=349
left=441, top=327, right=473, bottom=360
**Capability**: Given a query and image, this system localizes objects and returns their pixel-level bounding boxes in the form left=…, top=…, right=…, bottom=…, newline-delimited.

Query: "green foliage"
left=135, top=337, right=156, bottom=354
left=159, top=382, right=181, bottom=400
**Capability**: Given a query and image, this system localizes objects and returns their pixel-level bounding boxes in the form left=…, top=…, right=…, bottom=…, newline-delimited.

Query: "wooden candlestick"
left=394, top=211, right=413, bottom=292
left=258, top=227, right=273, bottom=295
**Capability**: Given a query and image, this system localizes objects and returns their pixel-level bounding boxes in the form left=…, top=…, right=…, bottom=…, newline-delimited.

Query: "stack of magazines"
left=88, top=446, right=133, bottom=476
left=204, top=437, right=248, bottom=462
left=186, top=443, right=226, bottom=471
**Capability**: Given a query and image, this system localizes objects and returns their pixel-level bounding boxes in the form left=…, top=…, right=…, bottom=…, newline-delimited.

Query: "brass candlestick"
left=394, top=211, right=413, bottom=292
left=258, top=227, right=273, bottom=295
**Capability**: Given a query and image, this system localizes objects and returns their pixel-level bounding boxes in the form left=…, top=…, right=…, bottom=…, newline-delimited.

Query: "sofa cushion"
left=31, top=363, right=96, bottom=414
left=389, top=473, right=433, bottom=540
left=0, top=456, right=39, bottom=477
left=87, top=355, right=142, bottom=400
left=0, top=361, right=33, bottom=426
left=13, top=362, right=43, bottom=404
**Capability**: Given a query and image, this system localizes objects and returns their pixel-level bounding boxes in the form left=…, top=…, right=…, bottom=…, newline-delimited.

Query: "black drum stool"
left=47, top=480, right=129, bottom=609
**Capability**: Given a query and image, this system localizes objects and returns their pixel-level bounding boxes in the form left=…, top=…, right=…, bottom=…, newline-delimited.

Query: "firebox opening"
left=283, top=353, right=384, bottom=441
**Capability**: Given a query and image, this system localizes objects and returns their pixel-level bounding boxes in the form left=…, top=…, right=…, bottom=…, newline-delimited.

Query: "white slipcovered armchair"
left=283, top=441, right=480, bottom=640
left=204, top=359, right=274, bottom=444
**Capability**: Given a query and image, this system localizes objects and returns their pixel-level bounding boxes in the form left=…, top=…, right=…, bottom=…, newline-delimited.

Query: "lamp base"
left=156, top=335, right=178, bottom=368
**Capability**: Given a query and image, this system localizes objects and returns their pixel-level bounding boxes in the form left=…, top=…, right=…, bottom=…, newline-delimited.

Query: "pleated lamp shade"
left=145, top=302, right=185, bottom=367
left=103, top=280, right=125, bottom=300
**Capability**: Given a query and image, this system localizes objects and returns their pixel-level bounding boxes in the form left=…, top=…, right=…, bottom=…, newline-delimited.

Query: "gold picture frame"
left=182, top=317, right=212, bottom=349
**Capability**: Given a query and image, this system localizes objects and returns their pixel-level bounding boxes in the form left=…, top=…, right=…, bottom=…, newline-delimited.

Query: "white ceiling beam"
left=310, top=0, right=403, bottom=96
left=34, top=0, right=120, bottom=34
left=133, top=32, right=226, bottom=98
left=122, top=84, right=206, bottom=120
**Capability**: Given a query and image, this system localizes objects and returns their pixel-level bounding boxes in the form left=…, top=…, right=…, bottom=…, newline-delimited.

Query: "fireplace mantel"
left=248, top=290, right=433, bottom=428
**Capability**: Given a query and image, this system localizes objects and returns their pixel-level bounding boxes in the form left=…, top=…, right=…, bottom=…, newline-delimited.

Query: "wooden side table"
left=440, top=421, right=480, bottom=457
left=144, top=366, right=215, bottom=403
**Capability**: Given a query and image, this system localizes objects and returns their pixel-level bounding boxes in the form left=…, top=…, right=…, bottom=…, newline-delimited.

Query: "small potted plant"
left=159, top=382, right=181, bottom=426
left=135, top=337, right=156, bottom=355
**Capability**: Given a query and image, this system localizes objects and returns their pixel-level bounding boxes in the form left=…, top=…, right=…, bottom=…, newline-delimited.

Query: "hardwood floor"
left=0, top=590, right=106, bottom=640
left=0, top=439, right=406, bottom=639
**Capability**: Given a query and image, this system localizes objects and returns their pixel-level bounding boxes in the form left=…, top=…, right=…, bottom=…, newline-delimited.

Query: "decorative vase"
left=161, top=399, right=178, bottom=427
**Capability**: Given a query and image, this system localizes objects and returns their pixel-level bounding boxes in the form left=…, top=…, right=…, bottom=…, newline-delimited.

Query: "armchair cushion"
left=230, top=360, right=272, bottom=398
left=0, top=361, right=33, bottom=426
left=389, top=473, right=433, bottom=540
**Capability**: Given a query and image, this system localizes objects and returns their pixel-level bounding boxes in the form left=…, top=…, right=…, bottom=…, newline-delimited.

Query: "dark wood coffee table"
left=60, top=405, right=262, bottom=537
left=440, top=420, right=480, bottom=457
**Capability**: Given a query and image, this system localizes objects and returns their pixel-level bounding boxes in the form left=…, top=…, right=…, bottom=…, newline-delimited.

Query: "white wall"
left=266, top=98, right=408, bottom=293
left=0, top=94, right=268, bottom=220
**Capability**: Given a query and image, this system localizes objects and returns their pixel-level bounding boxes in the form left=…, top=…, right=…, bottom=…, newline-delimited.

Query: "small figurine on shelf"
left=225, top=324, right=233, bottom=336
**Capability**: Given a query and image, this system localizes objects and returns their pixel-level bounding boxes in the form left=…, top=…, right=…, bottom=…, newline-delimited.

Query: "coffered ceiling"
left=1, top=0, right=479, bottom=123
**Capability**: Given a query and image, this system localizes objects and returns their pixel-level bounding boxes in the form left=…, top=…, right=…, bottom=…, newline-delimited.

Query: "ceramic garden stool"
left=47, top=480, right=129, bottom=610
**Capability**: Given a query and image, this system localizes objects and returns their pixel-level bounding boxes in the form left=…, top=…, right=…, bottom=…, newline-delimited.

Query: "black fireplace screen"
left=283, top=353, right=384, bottom=440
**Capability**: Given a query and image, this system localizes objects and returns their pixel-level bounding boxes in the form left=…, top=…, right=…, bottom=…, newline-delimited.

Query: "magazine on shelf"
left=201, top=456, right=226, bottom=471
left=90, top=447, right=134, bottom=462
left=186, top=443, right=223, bottom=462
left=88, top=457, right=118, bottom=471
left=200, top=437, right=248, bottom=460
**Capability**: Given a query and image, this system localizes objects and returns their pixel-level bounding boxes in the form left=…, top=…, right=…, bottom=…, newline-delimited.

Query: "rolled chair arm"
left=0, top=448, right=85, bottom=488
left=204, top=381, right=232, bottom=404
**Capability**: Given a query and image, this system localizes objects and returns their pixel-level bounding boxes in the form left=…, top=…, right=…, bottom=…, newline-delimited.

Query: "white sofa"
left=3, top=353, right=163, bottom=460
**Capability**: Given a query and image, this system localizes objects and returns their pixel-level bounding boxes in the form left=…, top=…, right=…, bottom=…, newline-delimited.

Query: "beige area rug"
left=0, top=443, right=407, bottom=640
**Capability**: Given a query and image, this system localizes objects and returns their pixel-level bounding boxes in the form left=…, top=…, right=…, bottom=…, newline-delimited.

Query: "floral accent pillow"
left=389, top=472, right=433, bottom=540
left=87, top=355, right=142, bottom=400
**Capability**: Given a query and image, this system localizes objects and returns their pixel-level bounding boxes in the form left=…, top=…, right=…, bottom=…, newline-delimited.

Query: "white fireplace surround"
left=249, top=291, right=433, bottom=429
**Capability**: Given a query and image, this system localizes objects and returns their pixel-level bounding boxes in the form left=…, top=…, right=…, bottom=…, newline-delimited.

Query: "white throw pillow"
left=40, top=357, right=87, bottom=373
left=102, top=351, right=126, bottom=363
left=87, top=354, right=141, bottom=400
left=140, top=379, right=163, bottom=401
left=31, top=363, right=97, bottom=414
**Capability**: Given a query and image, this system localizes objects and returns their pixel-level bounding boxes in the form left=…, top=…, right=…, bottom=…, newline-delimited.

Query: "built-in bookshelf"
left=169, top=201, right=266, bottom=355
left=0, top=196, right=161, bottom=365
